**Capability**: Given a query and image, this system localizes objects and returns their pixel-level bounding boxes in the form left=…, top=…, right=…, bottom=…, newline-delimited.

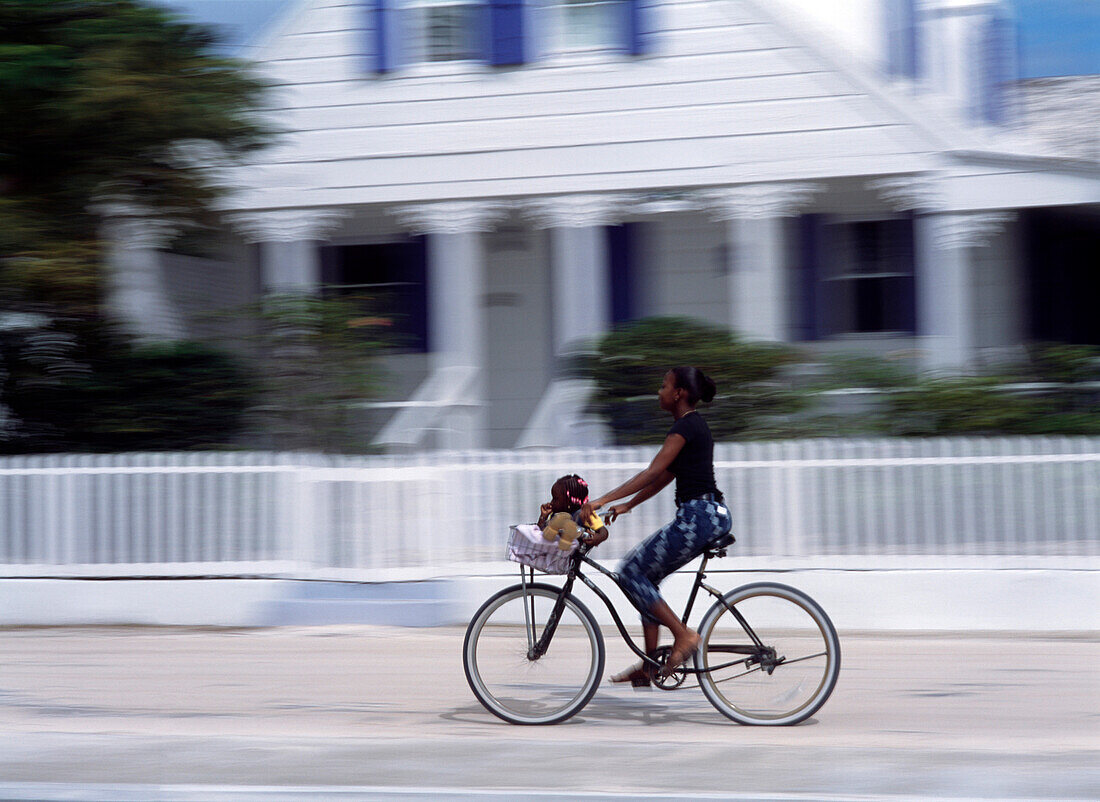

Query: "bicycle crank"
left=652, top=646, right=687, bottom=690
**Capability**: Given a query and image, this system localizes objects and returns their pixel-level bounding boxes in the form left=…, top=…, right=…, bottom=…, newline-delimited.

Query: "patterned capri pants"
left=618, top=498, right=733, bottom=623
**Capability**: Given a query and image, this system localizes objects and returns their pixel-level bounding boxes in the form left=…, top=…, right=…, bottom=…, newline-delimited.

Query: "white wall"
left=972, top=219, right=1025, bottom=357
left=3, top=570, right=1096, bottom=631
left=769, top=0, right=885, bottom=70
left=484, top=225, right=554, bottom=448
left=637, top=212, right=730, bottom=329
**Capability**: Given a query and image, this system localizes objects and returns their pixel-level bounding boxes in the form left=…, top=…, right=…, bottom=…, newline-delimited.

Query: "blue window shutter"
left=366, top=0, right=395, bottom=73
left=884, top=0, right=918, bottom=79
left=979, top=9, right=1016, bottom=125
left=624, top=0, right=656, bottom=56
left=607, top=223, right=637, bottom=325
left=489, top=0, right=525, bottom=66
left=797, top=215, right=822, bottom=341
left=404, top=236, right=430, bottom=353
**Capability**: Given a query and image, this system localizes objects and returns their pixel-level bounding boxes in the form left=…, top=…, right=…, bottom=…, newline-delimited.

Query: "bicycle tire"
left=463, top=582, right=605, bottom=725
left=695, top=582, right=840, bottom=725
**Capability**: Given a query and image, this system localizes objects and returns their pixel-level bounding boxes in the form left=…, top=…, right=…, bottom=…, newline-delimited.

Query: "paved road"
left=0, top=626, right=1096, bottom=800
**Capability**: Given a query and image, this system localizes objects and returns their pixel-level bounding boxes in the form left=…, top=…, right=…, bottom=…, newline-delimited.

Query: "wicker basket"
left=506, top=525, right=575, bottom=575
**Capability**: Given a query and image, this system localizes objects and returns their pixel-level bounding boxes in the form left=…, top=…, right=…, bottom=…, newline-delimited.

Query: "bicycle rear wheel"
left=463, top=583, right=605, bottom=725
left=695, top=582, right=840, bottom=725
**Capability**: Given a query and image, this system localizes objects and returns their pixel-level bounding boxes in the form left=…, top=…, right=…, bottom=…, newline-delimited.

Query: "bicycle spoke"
left=712, top=664, right=764, bottom=684
left=776, top=651, right=829, bottom=667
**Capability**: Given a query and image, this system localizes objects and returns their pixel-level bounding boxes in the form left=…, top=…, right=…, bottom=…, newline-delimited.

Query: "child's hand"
left=582, top=527, right=609, bottom=547
left=540, top=502, right=553, bottom=517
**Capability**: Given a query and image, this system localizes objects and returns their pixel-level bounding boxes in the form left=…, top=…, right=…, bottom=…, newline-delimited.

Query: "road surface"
left=0, top=626, right=1096, bottom=800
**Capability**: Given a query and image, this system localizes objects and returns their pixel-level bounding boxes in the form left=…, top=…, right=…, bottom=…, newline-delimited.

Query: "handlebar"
left=577, top=511, right=614, bottom=552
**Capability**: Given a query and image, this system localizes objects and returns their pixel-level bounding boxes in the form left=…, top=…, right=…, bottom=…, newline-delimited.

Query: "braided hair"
left=549, top=474, right=589, bottom=514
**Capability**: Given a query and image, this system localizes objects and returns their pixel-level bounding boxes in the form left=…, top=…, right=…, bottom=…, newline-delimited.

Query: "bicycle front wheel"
left=696, top=582, right=840, bottom=725
left=463, top=583, right=605, bottom=725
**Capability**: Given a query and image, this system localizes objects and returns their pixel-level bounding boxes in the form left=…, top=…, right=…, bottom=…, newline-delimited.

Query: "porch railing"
left=1, top=438, right=1097, bottom=578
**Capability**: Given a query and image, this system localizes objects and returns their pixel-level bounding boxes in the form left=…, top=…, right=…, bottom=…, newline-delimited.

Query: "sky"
left=148, top=0, right=292, bottom=51
left=153, top=0, right=1098, bottom=78
left=1013, top=0, right=1100, bottom=77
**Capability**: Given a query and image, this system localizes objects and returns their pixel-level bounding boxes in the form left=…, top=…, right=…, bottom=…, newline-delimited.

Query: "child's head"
left=550, top=474, right=589, bottom=514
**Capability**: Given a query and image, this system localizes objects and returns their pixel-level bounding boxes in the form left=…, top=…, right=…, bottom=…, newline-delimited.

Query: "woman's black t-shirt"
left=667, top=412, right=721, bottom=505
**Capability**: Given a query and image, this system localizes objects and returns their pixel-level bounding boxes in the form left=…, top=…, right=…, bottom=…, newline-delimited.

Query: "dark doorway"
left=1023, top=207, right=1100, bottom=345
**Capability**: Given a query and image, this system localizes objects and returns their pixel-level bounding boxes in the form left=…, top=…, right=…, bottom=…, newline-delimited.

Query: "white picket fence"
left=1, top=438, right=1098, bottom=579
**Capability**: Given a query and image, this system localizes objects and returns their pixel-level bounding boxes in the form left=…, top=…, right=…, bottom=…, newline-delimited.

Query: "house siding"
left=228, top=0, right=935, bottom=210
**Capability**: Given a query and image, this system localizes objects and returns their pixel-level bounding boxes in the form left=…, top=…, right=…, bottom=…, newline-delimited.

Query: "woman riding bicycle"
left=580, top=365, right=732, bottom=686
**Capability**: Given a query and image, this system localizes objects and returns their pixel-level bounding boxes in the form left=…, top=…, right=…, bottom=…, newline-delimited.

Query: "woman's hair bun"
left=699, top=373, right=717, bottom=403
left=671, top=366, right=718, bottom=405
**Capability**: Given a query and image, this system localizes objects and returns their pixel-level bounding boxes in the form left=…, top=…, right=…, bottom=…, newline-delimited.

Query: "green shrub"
left=1026, top=343, right=1100, bottom=385
left=811, top=352, right=918, bottom=391
left=816, top=345, right=1100, bottom=437
left=1, top=331, right=254, bottom=452
left=881, top=376, right=1043, bottom=436
left=226, top=292, right=390, bottom=452
left=585, top=317, right=806, bottom=444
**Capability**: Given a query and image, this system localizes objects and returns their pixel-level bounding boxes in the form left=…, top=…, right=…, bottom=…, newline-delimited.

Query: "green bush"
left=1026, top=343, right=1100, bottom=385
left=586, top=328, right=1100, bottom=443
left=856, top=343, right=1100, bottom=437
left=1, top=330, right=254, bottom=452
left=811, top=352, right=918, bottom=391
left=881, top=376, right=1044, bottom=436
left=585, top=317, right=806, bottom=444
left=225, top=292, right=391, bottom=452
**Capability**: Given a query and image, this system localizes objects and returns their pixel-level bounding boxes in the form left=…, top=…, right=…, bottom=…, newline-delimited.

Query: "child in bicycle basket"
left=538, top=474, right=608, bottom=551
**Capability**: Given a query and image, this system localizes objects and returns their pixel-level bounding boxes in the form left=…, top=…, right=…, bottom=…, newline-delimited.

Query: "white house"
left=103, top=0, right=1100, bottom=450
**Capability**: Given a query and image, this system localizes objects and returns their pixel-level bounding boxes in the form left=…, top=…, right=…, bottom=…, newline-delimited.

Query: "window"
left=546, top=0, right=622, bottom=52
left=404, top=0, right=485, bottom=64
left=320, top=241, right=429, bottom=353
left=367, top=0, right=651, bottom=72
left=819, top=218, right=916, bottom=336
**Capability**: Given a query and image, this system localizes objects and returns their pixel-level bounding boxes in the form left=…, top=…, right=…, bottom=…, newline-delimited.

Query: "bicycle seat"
left=706, top=533, right=736, bottom=554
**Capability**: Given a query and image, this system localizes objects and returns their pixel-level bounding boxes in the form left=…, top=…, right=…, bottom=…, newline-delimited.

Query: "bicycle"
left=462, top=524, right=841, bottom=725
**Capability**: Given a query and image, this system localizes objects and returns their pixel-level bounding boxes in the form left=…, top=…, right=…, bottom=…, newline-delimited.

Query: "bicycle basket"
left=506, top=525, right=575, bottom=575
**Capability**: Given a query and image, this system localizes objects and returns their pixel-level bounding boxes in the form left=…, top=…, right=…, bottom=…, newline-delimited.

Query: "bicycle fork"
left=521, top=568, right=576, bottom=661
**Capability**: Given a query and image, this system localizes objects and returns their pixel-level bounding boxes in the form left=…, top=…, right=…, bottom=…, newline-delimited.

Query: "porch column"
left=700, top=184, right=820, bottom=342
left=517, top=194, right=630, bottom=447
left=228, top=209, right=348, bottom=293
left=915, top=212, right=1014, bottom=371
left=393, top=201, right=509, bottom=449
left=524, top=195, right=631, bottom=355
left=100, top=211, right=184, bottom=342
left=870, top=177, right=1012, bottom=371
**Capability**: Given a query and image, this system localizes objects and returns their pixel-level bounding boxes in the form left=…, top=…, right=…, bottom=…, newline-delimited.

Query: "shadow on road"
left=441, top=694, right=820, bottom=728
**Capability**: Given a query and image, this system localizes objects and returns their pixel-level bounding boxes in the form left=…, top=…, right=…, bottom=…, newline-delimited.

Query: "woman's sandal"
left=610, top=662, right=653, bottom=688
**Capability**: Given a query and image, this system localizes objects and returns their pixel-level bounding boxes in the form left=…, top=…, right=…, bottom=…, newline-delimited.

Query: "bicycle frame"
left=521, top=542, right=770, bottom=677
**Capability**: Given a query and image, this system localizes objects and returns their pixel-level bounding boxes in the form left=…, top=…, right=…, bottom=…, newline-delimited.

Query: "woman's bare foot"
left=664, top=630, right=701, bottom=675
